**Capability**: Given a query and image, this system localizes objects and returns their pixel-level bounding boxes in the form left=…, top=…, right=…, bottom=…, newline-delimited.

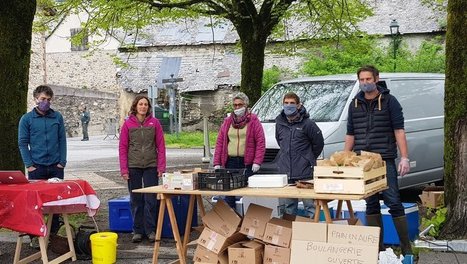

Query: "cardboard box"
left=228, top=240, right=263, bottom=264
left=197, top=228, right=246, bottom=254
left=193, top=245, right=228, bottom=264
left=162, top=169, right=203, bottom=190
left=292, top=222, right=327, bottom=242
left=327, top=223, right=380, bottom=246
left=240, top=203, right=273, bottom=240
left=314, top=163, right=387, bottom=194
left=203, top=199, right=242, bottom=237
left=262, top=218, right=293, bottom=248
left=282, top=213, right=313, bottom=222
left=419, top=186, right=444, bottom=208
left=290, top=222, right=379, bottom=264
left=290, top=240, right=378, bottom=264
left=263, top=244, right=291, bottom=264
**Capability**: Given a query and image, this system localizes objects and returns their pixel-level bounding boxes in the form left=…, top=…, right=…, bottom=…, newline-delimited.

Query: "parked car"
left=250, top=73, right=445, bottom=189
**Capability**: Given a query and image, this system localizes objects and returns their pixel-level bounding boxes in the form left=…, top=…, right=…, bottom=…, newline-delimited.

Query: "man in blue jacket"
left=18, top=85, right=67, bottom=237
left=275, top=92, right=324, bottom=218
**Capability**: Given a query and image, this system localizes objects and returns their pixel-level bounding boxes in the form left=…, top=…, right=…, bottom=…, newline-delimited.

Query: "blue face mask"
left=283, top=104, right=297, bottom=116
left=359, top=83, right=377, bottom=93
left=37, top=100, right=51, bottom=112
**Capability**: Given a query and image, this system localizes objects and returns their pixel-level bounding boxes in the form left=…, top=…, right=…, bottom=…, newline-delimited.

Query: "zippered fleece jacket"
left=18, top=108, right=67, bottom=167
left=213, top=113, right=265, bottom=167
left=119, top=115, right=166, bottom=175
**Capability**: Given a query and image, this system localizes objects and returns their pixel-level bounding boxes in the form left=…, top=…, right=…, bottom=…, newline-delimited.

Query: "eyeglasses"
left=233, top=103, right=244, bottom=107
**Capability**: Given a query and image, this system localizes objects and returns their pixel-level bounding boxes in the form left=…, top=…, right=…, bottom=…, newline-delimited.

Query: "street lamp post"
left=389, top=19, right=401, bottom=72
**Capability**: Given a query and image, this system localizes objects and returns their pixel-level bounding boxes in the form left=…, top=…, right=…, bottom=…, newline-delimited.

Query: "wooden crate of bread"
left=314, top=152, right=387, bottom=194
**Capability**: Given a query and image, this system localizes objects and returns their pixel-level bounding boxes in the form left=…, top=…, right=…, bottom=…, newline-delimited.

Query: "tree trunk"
left=236, top=20, right=269, bottom=106
left=439, top=0, right=467, bottom=239
left=0, top=1, right=36, bottom=170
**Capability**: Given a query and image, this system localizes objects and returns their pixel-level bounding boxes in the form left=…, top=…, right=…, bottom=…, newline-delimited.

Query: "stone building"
left=29, top=0, right=446, bottom=134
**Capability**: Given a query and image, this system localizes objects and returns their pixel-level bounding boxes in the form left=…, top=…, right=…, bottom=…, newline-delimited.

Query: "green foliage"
left=302, top=36, right=445, bottom=75
left=302, top=36, right=385, bottom=76
left=165, top=131, right=218, bottom=148
left=262, top=66, right=282, bottom=94
left=420, top=207, right=448, bottom=238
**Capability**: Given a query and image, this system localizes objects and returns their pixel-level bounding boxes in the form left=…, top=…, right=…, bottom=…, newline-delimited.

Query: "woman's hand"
left=122, top=173, right=129, bottom=180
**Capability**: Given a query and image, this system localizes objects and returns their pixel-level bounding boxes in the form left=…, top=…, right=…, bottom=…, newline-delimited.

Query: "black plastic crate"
left=198, top=168, right=247, bottom=191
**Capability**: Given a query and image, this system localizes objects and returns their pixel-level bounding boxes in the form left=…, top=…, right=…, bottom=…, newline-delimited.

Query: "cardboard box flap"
left=244, top=203, right=273, bottom=219
left=268, top=217, right=293, bottom=228
left=327, top=223, right=380, bottom=246
left=282, top=213, right=313, bottom=222
left=292, top=222, right=327, bottom=242
left=240, top=240, right=264, bottom=250
left=202, top=199, right=241, bottom=236
left=240, top=203, right=273, bottom=239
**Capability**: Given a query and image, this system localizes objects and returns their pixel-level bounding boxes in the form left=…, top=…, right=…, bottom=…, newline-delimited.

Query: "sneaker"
left=132, top=233, right=143, bottom=243
left=148, top=232, right=156, bottom=243
left=29, top=236, right=40, bottom=249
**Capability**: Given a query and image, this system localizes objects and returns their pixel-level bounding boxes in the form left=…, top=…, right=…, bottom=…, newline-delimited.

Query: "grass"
left=165, top=131, right=218, bottom=148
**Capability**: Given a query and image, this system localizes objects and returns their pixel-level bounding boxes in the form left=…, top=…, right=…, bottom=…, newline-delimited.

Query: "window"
left=70, top=28, right=88, bottom=51
left=251, top=80, right=355, bottom=122
left=389, top=79, right=444, bottom=120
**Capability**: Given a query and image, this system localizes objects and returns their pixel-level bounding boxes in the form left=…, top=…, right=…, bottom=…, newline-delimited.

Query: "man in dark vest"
left=344, top=65, right=412, bottom=255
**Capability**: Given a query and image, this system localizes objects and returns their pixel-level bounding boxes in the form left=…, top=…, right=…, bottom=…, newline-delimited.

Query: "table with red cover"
left=0, top=179, right=100, bottom=237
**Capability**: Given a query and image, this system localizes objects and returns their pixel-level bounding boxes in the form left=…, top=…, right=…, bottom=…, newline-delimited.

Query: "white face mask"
left=234, top=107, right=246, bottom=117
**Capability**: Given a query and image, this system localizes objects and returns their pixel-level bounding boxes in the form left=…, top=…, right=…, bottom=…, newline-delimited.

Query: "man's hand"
left=398, top=158, right=410, bottom=176
left=27, top=166, right=36, bottom=172
left=56, top=164, right=64, bottom=169
left=122, top=173, right=129, bottom=180
left=252, top=164, right=261, bottom=173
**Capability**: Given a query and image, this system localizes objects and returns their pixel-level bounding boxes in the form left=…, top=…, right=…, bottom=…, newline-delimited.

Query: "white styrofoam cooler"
left=248, top=174, right=288, bottom=188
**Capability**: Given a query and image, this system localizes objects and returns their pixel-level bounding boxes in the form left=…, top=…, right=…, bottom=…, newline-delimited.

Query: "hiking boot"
left=148, top=232, right=156, bottom=243
left=132, top=233, right=143, bottom=243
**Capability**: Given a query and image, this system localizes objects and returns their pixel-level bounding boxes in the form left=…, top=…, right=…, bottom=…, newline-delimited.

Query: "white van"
left=250, top=73, right=445, bottom=189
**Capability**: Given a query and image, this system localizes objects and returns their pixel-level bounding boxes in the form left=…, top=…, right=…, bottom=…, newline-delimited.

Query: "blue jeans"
left=279, top=198, right=316, bottom=218
left=28, top=164, right=65, bottom=234
left=128, top=167, right=159, bottom=235
left=366, top=159, right=405, bottom=217
left=223, top=157, right=253, bottom=209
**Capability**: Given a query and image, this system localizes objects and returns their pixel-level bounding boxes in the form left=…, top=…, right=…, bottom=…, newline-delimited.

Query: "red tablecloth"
left=0, top=179, right=100, bottom=236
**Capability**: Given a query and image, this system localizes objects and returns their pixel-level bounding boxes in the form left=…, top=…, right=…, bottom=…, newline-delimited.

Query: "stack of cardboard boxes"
left=193, top=201, right=380, bottom=264
left=290, top=222, right=380, bottom=264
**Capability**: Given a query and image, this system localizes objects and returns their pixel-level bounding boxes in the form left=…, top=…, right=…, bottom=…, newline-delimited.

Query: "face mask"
left=283, top=104, right=297, bottom=116
left=37, top=100, right=51, bottom=112
left=359, top=83, right=377, bottom=93
left=234, top=107, right=246, bottom=117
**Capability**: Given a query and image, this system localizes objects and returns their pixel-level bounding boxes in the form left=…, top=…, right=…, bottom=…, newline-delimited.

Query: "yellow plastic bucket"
left=90, top=232, right=118, bottom=264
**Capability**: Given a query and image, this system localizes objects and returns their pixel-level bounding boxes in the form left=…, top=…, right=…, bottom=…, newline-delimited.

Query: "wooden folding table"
left=134, top=185, right=386, bottom=264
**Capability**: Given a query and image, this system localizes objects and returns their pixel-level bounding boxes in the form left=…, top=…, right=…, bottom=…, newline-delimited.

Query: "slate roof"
left=117, top=0, right=445, bottom=93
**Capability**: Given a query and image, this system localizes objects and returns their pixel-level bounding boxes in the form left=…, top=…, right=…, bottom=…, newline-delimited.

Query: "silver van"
left=251, top=73, right=445, bottom=189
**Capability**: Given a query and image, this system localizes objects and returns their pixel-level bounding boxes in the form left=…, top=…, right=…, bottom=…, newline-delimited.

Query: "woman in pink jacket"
left=119, top=95, right=166, bottom=243
left=213, top=92, right=265, bottom=208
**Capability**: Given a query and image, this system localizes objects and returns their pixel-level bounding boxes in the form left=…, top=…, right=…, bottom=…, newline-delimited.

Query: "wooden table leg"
left=62, top=214, right=77, bottom=261
left=196, top=195, right=205, bottom=218
left=336, top=200, right=343, bottom=219
left=314, top=200, right=321, bottom=222
left=153, top=194, right=167, bottom=264
left=165, top=194, right=186, bottom=264
left=182, top=195, right=195, bottom=256
left=346, top=200, right=355, bottom=219
left=321, top=201, right=333, bottom=223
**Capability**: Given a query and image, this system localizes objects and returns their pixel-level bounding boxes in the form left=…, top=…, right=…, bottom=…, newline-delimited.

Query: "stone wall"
left=50, top=86, right=118, bottom=138
left=46, top=49, right=120, bottom=94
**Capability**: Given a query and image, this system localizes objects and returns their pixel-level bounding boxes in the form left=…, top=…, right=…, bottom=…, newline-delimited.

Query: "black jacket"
left=347, top=86, right=404, bottom=159
left=275, top=106, right=324, bottom=182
